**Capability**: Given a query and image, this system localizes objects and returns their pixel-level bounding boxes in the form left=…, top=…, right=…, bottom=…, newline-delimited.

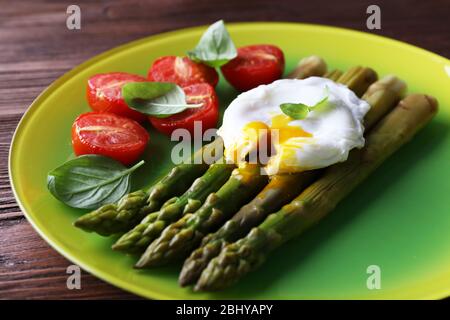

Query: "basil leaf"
left=123, top=82, right=202, bottom=118
left=187, top=20, right=237, bottom=67
left=280, top=90, right=329, bottom=120
left=47, top=155, right=144, bottom=209
left=280, top=103, right=310, bottom=120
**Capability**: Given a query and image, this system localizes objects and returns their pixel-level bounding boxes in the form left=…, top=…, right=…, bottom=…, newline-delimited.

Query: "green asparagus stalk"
left=287, top=56, right=327, bottom=79
left=195, top=94, right=438, bottom=291
left=178, top=172, right=316, bottom=285
left=362, top=75, right=408, bottom=129
left=74, top=190, right=153, bottom=236
left=135, top=164, right=268, bottom=268
left=146, top=137, right=223, bottom=211
left=179, top=68, right=393, bottom=286
left=323, top=69, right=343, bottom=81
left=112, top=159, right=234, bottom=253
left=337, top=66, right=378, bottom=97
left=73, top=138, right=223, bottom=236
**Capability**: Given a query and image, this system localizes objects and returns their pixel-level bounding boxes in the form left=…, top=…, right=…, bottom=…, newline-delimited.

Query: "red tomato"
left=72, top=112, right=149, bottom=165
left=149, top=83, right=219, bottom=136
left=87, top=72, right=147, bottom=122
left=148, top=56, right=219, bottom=88
left=221, top=45, right=285, bottom=91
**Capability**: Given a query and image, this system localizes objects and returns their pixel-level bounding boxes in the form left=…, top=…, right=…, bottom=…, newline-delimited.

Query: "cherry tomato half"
left=221, top=44, right=285, bottom=92
left=87, top=72, right=147, bottom=122
left=147, top=56, right=219, bottom=88
left=72, top=112, right=149, bottom=165
left=149, top=83, right=219, bottom=136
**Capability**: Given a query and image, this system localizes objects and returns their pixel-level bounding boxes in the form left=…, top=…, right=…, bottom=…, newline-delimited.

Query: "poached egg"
left=217, top=77, right=371, bottom=175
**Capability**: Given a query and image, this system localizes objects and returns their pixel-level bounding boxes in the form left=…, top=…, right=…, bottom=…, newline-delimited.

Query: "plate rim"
left=8, top=21, right=450, bottom=300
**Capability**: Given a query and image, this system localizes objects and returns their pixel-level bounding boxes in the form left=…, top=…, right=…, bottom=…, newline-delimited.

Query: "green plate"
left=9, top=23, right=450, bottom=299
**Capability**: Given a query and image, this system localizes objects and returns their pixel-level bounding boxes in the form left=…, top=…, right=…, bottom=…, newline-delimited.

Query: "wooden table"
left=1, top=0, right=448, bottom=299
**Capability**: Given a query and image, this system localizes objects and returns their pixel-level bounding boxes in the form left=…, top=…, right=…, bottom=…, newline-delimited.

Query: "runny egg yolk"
left=270, top=114, right=312, bottom=143
left=226, top=114, right=312, bottom=169
left=228, top=121, right=270, bottom=164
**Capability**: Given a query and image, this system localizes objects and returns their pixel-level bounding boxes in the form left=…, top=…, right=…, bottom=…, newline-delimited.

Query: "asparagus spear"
left=73, top=138, right=223, bottom=236
left=74, top=190, right=153, bottom=236
left=287, top=56, right=327, bottom=79
left=146, top=137, right=223, bottom=211
left=112, top=159, right=234, bottom=253
left=195, top=94, right=438, bottom=291
left=323, top=69, right=343, bottom=81
left=179, top=69, right=395, bottom=286
left=179, top=172, right=316, bottom=285
left=338, top=66, right=378, bottom=98
left=135, top=164, right=268, bottom=267
left=362, top=75, right=408, bottom=129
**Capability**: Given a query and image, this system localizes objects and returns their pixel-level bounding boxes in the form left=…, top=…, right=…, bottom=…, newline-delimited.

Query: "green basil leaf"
left=187, top=20, right=237, bottom=67
left=280, top=103, right=310, bottom=120
left=280, top=89, right=329, bottom=119
left=47, top=155, right=144, bottom=209
left=122, top=82, right=202, bottom=118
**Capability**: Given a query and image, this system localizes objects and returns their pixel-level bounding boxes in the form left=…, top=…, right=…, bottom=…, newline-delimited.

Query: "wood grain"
left=0, top=0, right=448, bottom=300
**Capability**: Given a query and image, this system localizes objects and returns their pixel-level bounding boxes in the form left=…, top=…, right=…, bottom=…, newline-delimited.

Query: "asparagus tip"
left=111, top=243, right=125, bottom=251
left=423, top=94, right=439, bottom=113
left=179, top=260, right=202, bottom=287
left=73, top=218, right=88, bottom=231
left=133, top=259, right=146, bottom=269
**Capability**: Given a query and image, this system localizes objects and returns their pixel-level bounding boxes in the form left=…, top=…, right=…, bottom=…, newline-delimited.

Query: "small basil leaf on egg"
left=280, top=103, right=310, bottom=120
left=122, top=82, right=202, bottom=118
left=280, top=89, right=329, bottom=119
left=187, top=20, right=237, bottom=68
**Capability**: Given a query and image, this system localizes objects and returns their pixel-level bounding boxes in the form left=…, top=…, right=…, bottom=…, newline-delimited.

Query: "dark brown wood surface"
left=0, top=0, right=448, bottom=300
